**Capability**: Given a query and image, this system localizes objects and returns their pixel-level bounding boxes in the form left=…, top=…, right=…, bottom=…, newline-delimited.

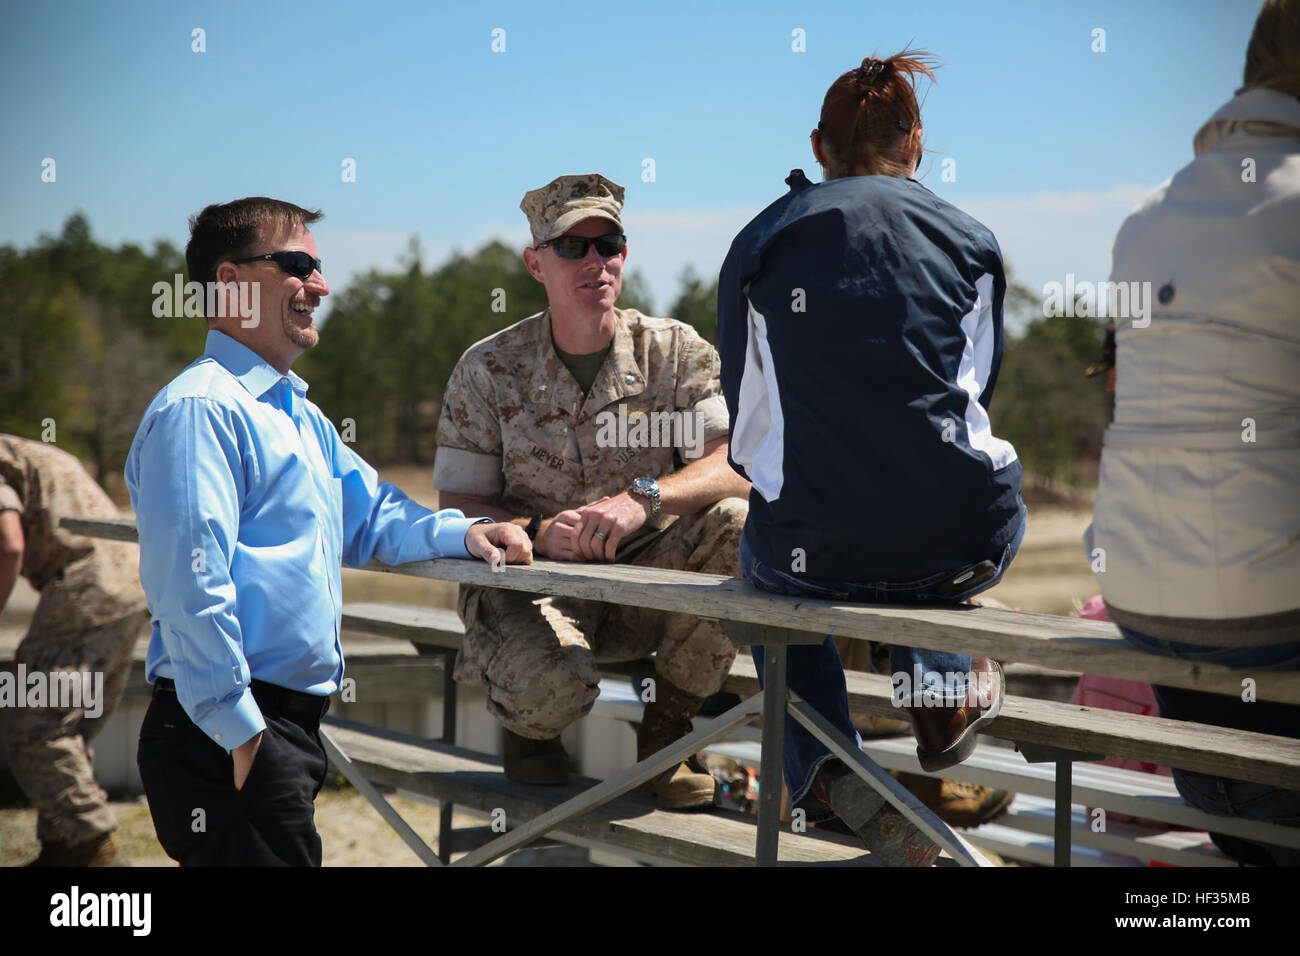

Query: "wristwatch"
left=629, top=477, right=661, bottom=517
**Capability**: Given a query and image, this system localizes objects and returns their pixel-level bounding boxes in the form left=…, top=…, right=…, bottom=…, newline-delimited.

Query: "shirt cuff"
left=430, top=514, right=482, bottom=559
left=434, top=446, right=504, bottom=496
left=198, top=687, right=266, bottom=753
left=693, top=394, right=731, bottom=442
left=677, top=394, right=730, bottom=459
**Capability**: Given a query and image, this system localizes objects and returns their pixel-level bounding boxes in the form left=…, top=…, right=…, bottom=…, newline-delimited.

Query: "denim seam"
left=790, top=751, right=841, bottom=825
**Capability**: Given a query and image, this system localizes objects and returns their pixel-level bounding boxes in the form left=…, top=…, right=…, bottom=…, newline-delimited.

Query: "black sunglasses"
left=230, top=250, right=323, bottom=280
left=536, top=234, right=626, bottom=260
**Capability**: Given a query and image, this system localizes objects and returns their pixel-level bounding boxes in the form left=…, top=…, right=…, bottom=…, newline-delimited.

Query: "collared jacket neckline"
left=525, top=308, right=647, bottom=421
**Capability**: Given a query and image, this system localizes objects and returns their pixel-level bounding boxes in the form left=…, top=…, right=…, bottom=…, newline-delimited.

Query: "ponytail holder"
left=856, top=59, right=885, bottom=86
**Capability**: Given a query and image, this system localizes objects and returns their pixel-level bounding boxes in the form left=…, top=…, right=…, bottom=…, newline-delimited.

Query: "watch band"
left=630, top=477, right=661, bottom=517
left=524, top=515, right=542, bottom=541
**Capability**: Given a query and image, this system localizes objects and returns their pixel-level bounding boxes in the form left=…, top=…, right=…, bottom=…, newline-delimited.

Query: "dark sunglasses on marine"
left=230, top=250, right=323, bottom=280
left=537, top=234, right=626, bottom=259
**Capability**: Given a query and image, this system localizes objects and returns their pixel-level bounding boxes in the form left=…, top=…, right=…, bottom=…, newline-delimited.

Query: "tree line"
left=1, top=215, right=1110, bottom=496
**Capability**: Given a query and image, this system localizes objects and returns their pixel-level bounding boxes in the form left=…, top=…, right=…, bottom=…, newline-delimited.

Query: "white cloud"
left=618, top=206, right=762, bottom=312
left=956, top=184, right=1154, bottom=304
left=310, top=222, right=529, bottom=322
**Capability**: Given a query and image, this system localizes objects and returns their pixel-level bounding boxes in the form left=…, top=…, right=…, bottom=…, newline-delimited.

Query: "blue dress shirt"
left=126, top=330, right=482, bottom=751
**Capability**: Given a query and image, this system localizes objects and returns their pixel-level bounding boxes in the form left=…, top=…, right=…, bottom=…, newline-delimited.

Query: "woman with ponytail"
left=717, top=51, right=1026, bottom=865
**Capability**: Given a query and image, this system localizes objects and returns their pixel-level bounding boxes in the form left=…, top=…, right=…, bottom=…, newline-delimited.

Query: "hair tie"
left=856, top=59, right=885, bottom=86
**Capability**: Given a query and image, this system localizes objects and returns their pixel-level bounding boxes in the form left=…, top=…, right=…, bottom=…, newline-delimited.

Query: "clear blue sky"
left=0, top=0, right=1259, bottom=321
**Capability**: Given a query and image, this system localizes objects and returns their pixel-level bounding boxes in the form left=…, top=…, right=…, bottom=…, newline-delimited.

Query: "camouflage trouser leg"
left=607, top=496, right=746, bottom=698
left=453, top=497, right=747, bottom=735
left=5, top=611, right=149, bottom=846
left=454, top=587, right=606, bottom=740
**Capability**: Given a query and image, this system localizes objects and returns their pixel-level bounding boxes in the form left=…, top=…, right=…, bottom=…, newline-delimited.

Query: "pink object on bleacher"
left=1071, top=595, right=1171, bottom=778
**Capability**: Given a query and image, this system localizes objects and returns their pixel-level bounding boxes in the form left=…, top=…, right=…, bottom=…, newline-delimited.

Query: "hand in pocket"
left=232, top=730, right=265, bottom=790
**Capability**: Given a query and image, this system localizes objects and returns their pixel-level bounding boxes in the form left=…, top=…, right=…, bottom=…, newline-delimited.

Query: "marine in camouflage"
left=1, top=435, right=149, bottom=847
left=434, top=310, right=745, bottom=738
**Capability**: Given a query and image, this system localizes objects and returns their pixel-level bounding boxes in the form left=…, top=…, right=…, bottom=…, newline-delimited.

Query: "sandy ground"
left=980, top=504, right=1101, bottom=617
left=0, top=464, right=1099, bottom=866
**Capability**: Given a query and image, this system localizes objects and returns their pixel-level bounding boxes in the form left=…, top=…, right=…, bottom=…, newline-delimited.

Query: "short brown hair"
left=1240, top=0, right=1300, bottom=98
left=185, top=197, right=323, bottom=289
left=818, top=50, right=939, bottom=179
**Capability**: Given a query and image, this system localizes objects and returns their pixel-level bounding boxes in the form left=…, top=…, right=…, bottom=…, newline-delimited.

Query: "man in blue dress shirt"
left=126, top=197, right=531, bottom=866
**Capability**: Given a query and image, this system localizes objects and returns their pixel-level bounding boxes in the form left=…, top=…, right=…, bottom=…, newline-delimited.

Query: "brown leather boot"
left=637, top=678, right=716, bottom=811
left=906, top=657, right=1004, bottom=771
left=892, top=771, right=1015, bottom=827
left=501, top=727, right=569, bottom=785
left=27, top=833, right=121, bottom=867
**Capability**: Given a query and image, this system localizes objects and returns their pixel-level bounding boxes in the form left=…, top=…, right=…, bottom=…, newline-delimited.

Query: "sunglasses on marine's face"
left=230, top=250, right=323, bottom=280
left=536, top=234, right=627, bottom=260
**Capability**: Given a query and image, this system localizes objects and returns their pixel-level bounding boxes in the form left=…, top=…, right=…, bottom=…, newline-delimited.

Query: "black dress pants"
left=137, top=682, right=329, bottom=866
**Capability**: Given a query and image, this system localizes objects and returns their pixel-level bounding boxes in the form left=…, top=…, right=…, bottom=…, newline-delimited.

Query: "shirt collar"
left=203, top=329, right=309, bottom=401
left=1194, top=88, right=1300, bottom=155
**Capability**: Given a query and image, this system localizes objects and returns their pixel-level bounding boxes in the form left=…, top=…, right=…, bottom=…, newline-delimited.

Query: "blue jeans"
left=741, top=503, right=1027, bottom=822
left=1118, top=627, right=1300, bottom=832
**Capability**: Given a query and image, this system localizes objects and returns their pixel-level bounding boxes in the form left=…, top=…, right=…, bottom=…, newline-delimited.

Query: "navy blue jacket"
left=717, top=170, right=1024, bottom=582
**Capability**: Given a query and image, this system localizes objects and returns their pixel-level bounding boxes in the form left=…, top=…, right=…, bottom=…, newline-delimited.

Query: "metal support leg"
left=439, top=648, right=458, bottom=863
left=724, top=621, right=848, bottom=867
left=1016, top=741, right=1100, bottom=868
left=787, top=696, right=996, bottom=867
left=756, top=640, right=787, bottom=868
left=320, top=726, right=443, bottom=867
left=451, top=694, right=763, bottom=867
left=1055, top=759, right=1072, bottom=868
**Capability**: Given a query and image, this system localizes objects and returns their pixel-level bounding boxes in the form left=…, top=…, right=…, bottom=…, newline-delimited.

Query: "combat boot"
left=27, top=833, right=120, bottom=867
left=501, top=727, right=569, bottom=785
left=812, top=761, right=940, bottom=867
left=892, top=771, right=1014, bottom=827
left=637, top=677, right=715, bottom=811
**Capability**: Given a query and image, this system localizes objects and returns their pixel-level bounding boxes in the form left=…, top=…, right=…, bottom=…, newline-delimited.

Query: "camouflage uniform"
left=434, top=308, right=746, bottom=738
left=0, top=435, right=149, bottom=847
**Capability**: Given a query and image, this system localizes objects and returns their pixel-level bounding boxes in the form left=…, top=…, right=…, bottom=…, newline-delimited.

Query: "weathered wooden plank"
left=62, top=516, right=139, bottom=541
left=322, top=717, right=871, bottom=866
left=63, top=517, right=1300, bottom=701
left=720, top=658, right=1300, bottom=789
left=0, top=653, right=443, bottom=706
left=851, top=736, right=1300, bottom=849
left=335, top=601, right=1300, bottom=786
left=381, top=559, right=1300, bottom=704
left=336, top=657, right=443, bottom=703
left=342, top=603, right=464, bottom=648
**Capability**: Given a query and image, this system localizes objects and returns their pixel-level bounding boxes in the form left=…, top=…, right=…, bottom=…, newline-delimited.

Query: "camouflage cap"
left=521, top=173, right=625, bottom=244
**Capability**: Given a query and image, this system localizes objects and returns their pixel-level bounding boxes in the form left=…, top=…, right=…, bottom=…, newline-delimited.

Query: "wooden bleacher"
left=338, top=601, right=1300, bottom=866
left=59, top=517, right=1300, bottom=867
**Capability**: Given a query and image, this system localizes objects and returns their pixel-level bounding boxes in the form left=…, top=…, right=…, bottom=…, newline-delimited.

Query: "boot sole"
left=656, top=787, right=717, bottom=812
left=915, top=661, right=1004, bottom=772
